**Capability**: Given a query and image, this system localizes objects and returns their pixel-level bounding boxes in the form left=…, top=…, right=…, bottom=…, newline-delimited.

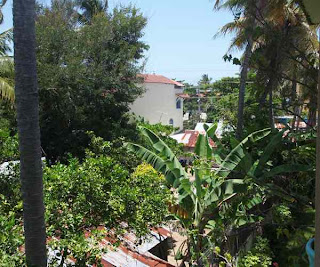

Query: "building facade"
left=131, top=74, right=184, bottom=130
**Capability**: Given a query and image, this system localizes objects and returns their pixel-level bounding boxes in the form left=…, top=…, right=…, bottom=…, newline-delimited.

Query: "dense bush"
left=0, top=118, right=19, bottom=163
left=238, top=237, right=273, bottom=267
left=0, top=149, right=171, bottom=264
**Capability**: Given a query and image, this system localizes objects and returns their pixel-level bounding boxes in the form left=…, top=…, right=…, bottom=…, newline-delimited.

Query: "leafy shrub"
left=0, top=118, right=19, bottom=163
left=44, top=156, right=170, bottom=264
left=238, top=237, right=273, bottom=267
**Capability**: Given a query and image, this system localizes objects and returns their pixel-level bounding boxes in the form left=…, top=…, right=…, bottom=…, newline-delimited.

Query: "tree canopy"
left=36, top=3, right=149, bottom=161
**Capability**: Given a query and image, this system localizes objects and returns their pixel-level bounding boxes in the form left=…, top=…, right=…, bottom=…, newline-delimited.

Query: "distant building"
left=131, top=74, right=184, bottom=130
left=183, top=112, right=190, bottom=121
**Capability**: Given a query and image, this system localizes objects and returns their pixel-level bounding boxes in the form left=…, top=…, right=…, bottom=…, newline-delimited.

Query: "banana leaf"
left=216, top=128, right=271, bottom=178
left=126, top=126, right=187, bottom=187
left=253, top=129, right=286, bottom=177
left=261, top=164, right=313, bottom=179
left=195, top=133, right=212, bottom=160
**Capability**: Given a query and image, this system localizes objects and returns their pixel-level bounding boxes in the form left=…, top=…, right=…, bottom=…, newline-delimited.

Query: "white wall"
left=131, top=83, right=184, bottom=130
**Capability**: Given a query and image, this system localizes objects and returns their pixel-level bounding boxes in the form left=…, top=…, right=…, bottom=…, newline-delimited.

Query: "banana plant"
left=126, top=126, right=187, bottom=188
left=127, top=125, right=312, bottom=265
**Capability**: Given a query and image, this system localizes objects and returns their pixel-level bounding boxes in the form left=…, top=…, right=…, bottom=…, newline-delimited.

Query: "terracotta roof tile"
left=139, top=74, right=184, bottom=87
left=183, top=130, right=217, bottom=148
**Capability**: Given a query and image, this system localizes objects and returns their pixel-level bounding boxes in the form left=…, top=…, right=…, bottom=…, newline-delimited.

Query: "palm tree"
left=77, top=0, right=108, bottom=24
left=0, top=0, right=14, bottom=102
left=0, top=56, right=14, bottom=103
left=0, top=28, right=12, bottom=56
left=13, top=0, right=47, bottom=265
left=214, top=0, right=263, bottom=138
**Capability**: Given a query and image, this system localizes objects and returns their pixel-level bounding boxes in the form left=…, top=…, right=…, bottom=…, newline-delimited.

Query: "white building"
left=131, top=74, right=184, bottom=130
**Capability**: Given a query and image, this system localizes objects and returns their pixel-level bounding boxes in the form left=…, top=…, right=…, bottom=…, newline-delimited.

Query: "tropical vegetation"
left=0, top=0, right=319, bottom=266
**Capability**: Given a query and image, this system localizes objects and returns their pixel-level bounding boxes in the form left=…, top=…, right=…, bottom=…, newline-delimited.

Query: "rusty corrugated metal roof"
left=100, top=227, right=173, bottom=267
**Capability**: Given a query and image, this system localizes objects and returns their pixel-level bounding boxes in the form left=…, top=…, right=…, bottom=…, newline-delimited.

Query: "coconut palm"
left=13, top=0, right=47, bottom=265
left=0, top=56, right=14, bottom=103
left=214, top=0, right=264, bottom=138
left=215, top=0, right=318, bottom=131
left=0, top=0, right=14, bottom=102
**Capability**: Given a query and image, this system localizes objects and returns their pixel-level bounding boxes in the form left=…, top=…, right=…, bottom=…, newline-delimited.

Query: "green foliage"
left=44, top=156, right=169, bottom=264
left=0, top=56, right=15, bottom=103
left=137, top=121, right=184, bottom=156
left=36, top=4, right=148, bottom=161
left=129, top=124, right=313, bottom=265
left=0, top=163, right=24, bottom=266
left=86, top=131, right=140, bottom=172
left=128, top=163, right=171, bottom=235
left=0, top=140, right=170, bottom=264
left=238, top=237, right=273, bottom=267
left=0, top=213, right=24, bottom=266
left=126, top=126, right=187, bottom=188
left=0, top=118, right=19, bottom=163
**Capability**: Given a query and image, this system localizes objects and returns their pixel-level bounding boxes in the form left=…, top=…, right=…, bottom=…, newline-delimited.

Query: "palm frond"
left=0, top=28, right=13, bottom=55
left=0, top=77, right=14, bottom=103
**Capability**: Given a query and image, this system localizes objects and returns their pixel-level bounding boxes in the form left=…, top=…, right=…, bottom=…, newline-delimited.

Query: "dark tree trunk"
left=315, top=29, right=320, bottom=267
left=291, top=73, right=297, bottom=130
left=236, top=40, right=252, bottom=139
left=13, top=0, right=47, bottom=266
left=236, top=0, right=265, bottom=139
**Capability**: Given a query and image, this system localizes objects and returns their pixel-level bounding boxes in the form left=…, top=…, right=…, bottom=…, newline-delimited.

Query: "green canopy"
left=300, top=0, right=320, bottom=24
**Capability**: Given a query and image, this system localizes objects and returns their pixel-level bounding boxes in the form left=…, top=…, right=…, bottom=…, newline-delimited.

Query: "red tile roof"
left=139, top=74, right=184, bottom=87
left=176, top=93, right=190, bottom=99
left=183, top=130, right=216, bottom=148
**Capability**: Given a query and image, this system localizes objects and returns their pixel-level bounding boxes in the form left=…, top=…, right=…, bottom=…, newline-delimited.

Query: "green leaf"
left=253, top=129, right=286, bottom=177
left=195, top=133, right=212, bottom=160
left=216, top=128, right=271, bottom=178
left=126, top=127, right=187, bottom=187
left=262, top=164, right=313, bottom=179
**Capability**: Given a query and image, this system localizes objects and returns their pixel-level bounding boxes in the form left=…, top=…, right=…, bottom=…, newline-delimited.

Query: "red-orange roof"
left=182, top=130, right=216, bottom=148
left=139, top=74, right=184, bottom=87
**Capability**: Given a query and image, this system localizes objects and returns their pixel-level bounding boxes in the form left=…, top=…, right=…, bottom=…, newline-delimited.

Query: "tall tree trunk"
left=13, top=0, right=47, bottom=266
left=236, top=40, right=252, bottom=139
left=315, top=28, right=320, bottom=267
left=236, top=0, right=265, bottom=139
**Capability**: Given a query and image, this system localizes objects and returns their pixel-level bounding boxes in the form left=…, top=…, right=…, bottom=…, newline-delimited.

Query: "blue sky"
left=0, top=0, right=241, bottom=84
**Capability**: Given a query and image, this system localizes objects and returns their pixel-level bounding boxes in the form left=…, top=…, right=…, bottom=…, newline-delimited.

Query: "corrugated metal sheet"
left=99, top=227, right=173, bottom=267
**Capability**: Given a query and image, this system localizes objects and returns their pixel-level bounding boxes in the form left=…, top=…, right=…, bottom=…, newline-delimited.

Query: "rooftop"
left=139, top=74, right=184, bottom=87
left=171, top=130, right=216, bottom=148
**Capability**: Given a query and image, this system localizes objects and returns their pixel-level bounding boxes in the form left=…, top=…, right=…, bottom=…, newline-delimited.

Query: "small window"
left=176, top=99, right=181, bottom=109
left=169, top=119, right=174, bottom=125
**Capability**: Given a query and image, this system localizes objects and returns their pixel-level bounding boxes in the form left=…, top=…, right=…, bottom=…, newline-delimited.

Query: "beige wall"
left=131, top=83, right=184, bottom=130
